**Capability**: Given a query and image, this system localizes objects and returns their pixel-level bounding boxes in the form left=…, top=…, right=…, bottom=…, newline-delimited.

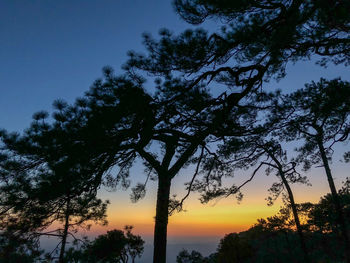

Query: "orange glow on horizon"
left=89, top=200, right=282, bottom=238
left=88, top=168, right=340, bottom=239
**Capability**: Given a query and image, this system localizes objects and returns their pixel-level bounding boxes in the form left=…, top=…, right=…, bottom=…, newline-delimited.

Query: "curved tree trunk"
left=279, top=171, right=310, bottom=263
left=266, top=148, right=310, bottom=263
left=153, top=175, right=171, bottom=263
left=58, top=196, right=71, bottom=263
left=318, top=141, right=350, bottom=263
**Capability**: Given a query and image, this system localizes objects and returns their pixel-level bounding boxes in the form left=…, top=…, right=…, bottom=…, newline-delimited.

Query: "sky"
left=1, top=0, right=350, bottom=259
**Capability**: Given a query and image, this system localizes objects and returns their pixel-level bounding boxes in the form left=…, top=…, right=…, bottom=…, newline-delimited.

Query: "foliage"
left=1, top=1, right=350, bottom=262
left=176, top=249, right=217, bottom=263
left=222, top=188, right=350, bottom=263
left=271, top=77, right=350, bottom=260
left=176, top=186, right=350, bottom=263
left=177, top=250, right=206, bottom=263
left=65, top=226, right=144, bottom=263
left=216, top=233, right=253, bottom=263
left=271, top=78, right=350, bottom=170
left=307, top=178, right=350, bottom=233
left=0, top=231, right=43, bottom=263
left=0, top=112, right=110, bottom=261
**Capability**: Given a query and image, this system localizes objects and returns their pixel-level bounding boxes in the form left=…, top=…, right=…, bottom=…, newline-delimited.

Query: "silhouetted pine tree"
left=121, top=1, right=350, bottom=261
left=200, top=133, right=311, bottom=262
left=65, top=226, right=144, bottom=263
left=0, top=109, right=109, bottom=263
left=2, top=1, right=347, bottom=262
left=271, top=78, right=350, bottom=261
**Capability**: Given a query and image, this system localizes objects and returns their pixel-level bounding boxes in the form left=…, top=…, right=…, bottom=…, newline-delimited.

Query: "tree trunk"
left=279, top=171, right=310, bottom=263
left=318, top=141, right=350, bottom=263
left=153, top=175, right=171, bottom=263
left=58, top=197, right=71, bottom=263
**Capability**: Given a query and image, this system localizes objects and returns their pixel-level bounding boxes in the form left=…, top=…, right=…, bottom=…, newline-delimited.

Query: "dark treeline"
left=64, top=226, right=144, bottom=263
left=1, top=0, right=350, bottom=262
left=177, top=182, right=350, bottom=263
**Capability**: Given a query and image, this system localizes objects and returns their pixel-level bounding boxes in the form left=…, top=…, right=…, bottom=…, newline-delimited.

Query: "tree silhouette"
left=68, top=69, right=216, bottom=263
left=123, top=226, right=145, bottom=263
left=174, top=186, right=350, bottom=263
left=0, top=111, right=109, bottom=263
left=65, top=226, right=144, bottom=263
left=0, top=231, right=42, bottom=263
left=192, top=129, right=311, bottom=262
left=176, top=249, right=217, bottom=263
left=216, top=233, right=253, bottom=263
left=2, top=70, right=157, bottom=262
left=1, top=1, right=348, bottom=262
left=308, top=178, right=350, bottom=234
left=121, top=1, right=350, bottom=260
left=176, top=250, right=206, bottom=263
left=272, top=78, right=350, bottom=261
left=173, top=0, right=350, bottom=67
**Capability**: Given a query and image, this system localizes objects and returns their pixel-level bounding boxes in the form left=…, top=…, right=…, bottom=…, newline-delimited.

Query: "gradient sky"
left=1, top=0, right=349, bottom=246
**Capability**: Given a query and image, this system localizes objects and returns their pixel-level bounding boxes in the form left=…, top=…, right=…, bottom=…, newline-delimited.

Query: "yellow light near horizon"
left=92, top=199, right=282, bottom=238
left=91, top=168, right=339, bottom=239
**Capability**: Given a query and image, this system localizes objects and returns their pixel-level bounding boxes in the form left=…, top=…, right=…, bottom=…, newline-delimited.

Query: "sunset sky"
left=1, top=0, right=349, bottom=248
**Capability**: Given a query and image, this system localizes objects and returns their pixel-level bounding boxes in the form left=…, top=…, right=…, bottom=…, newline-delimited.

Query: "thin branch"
left=168, top=146, right=205, bottom=215
left=226, top=161, right=265, bottom=197
left=48, top=239, right=62, bottom=257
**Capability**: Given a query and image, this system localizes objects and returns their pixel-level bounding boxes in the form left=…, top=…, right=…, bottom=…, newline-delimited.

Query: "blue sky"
left=0, top=0, right=190, bottom=131
left=1, top=0, right=349, bottom=132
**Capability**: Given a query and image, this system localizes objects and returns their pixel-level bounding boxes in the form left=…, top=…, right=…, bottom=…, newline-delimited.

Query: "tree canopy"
left=0, top=1, right=349, bottom=262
